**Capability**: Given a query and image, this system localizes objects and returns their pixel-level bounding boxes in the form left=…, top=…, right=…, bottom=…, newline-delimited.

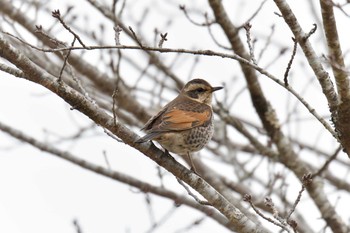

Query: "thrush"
left=136, top=79, right=223, bottom=173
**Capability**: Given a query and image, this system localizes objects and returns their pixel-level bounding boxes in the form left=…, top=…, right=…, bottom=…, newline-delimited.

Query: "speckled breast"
left=155, top=121, right=214, bottom=155
left=185, top=121, right=214, bottom=152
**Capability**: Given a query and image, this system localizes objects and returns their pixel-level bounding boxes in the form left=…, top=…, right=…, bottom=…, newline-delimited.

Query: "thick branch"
left=320, top=0, right=350, bottom=101
left=319, top=0, right=350, bottom=155
left=273, top=0, right=339, bottom=116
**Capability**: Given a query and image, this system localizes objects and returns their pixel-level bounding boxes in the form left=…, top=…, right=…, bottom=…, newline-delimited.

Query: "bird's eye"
left=195, top=88, right=205, bottom=93
left=186, top=87, right=206, bottom=98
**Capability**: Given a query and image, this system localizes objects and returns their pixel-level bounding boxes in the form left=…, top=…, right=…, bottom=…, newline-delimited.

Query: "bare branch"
left=320, top=0, right=350, bottom=156
left=176, top=178, right=211, bottom=206
left=128, top=26, right=143, bottom=47
left=242, top=0, right=268, bottom=25
left=286, top=174, right=312, bottom=222
left=51, top=9, right=86, bottom=48
left=273, top=0, right=339, bottom=116
left=73, top=219, right=83, bottom=233
left=243, top=194, right=290, bottom=232
left=243, top=23, right=257, bottom=65
left=283, top=37, right=297, bottom=86
left=58, top=36, right=76, bottom=82
left=312, top=146, right=342, bottom=178
left=179, top=5, right=214, bottom=26
left=113, top=25, right=122, bottom=45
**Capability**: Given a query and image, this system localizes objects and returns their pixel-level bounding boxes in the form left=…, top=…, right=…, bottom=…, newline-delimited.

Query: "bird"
left=136, top=79, right=223, bottom=173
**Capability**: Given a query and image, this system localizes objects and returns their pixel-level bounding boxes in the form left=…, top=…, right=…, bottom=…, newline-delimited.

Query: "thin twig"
left=243, top=194, right=290, bottom=232
left=303, top=23, right=317, bottom=41
left=204, top=13, right=231, bottom=50
left=34, top=25, right=66, bottom=48
left=112, top=49, right=122, bottom=126
left=112, top=0, right=118, bottom=15
left=264, top=197, right=289, bottom=228
left=322, top=55, right=350, bottom=75
left=257, top=24, right=275, bottom=62
left=286, top=173, right=312, bottom=222
left=128, top=26, right=143, bottom=47
left=243, top=23, right=257, bottom=64
left=112, top=86, right=119, bottom=126
left=145, top=204, right=177, bottom=233
left=103, top=150, right=111, bottom=170
left=51, top=10, right=86, bottom=47
left=333, top=2, right=350, bottom=17
left=117, top=0, right=127, bottom=18
left=179, top=5, right=214, bottom=26
left=113, top=25, right=122, bottom=45
left=284, top=37, right=298, bottom=86
left=173, top=216, right=206, bottom=233
left=176, top=178, right=211, bottom=206
left=73, top=219, right=83, bottom=233
left=157, top=166, right=165, bottom=189
left=242, top=0, right=268, bottom=25
left=104, top=128, right=122, bottom=142
left=144, top=194, right=156, bottom=229
left=58, top=36, right=76, bottom=82
left=312, top=146, right=342, bottom=178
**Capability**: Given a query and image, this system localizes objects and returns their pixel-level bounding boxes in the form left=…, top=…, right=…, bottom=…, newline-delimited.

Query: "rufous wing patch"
left=160, top=108, right=211, bottom=131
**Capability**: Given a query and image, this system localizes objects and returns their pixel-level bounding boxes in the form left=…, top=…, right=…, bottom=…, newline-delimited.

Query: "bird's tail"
left=135, top=132, right=161, bottom=143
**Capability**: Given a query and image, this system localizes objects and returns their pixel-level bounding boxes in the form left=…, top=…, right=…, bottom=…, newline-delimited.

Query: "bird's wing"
left=136, top=98, right=212, bottom=142
left=140, top=106, right=168, bottom=131
left=158, top=106, right=212, bottom=131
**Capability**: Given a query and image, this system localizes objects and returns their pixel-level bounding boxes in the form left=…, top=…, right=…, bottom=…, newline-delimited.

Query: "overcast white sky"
left=1, top=0, right=350, bottom=232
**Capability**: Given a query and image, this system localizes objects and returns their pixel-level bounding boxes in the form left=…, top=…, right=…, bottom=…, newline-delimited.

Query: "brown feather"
left=141, top=94, right=212, bottom=133
left=161, top=108, right=211, bottom=130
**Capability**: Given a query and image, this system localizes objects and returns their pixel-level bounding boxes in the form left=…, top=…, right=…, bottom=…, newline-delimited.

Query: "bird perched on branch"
left=136, top=79, right=223, bottom=173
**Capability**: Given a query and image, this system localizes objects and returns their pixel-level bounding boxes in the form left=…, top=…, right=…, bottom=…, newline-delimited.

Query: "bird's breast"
left=154, top=122, right=214, bottom=155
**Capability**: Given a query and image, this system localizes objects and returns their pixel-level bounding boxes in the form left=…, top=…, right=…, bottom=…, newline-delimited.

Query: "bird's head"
left=181, top=79, right=223, bottom=105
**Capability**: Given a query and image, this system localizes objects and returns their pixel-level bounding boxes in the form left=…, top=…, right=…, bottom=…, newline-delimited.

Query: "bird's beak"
left=211, top=86, right=224, bottom=92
